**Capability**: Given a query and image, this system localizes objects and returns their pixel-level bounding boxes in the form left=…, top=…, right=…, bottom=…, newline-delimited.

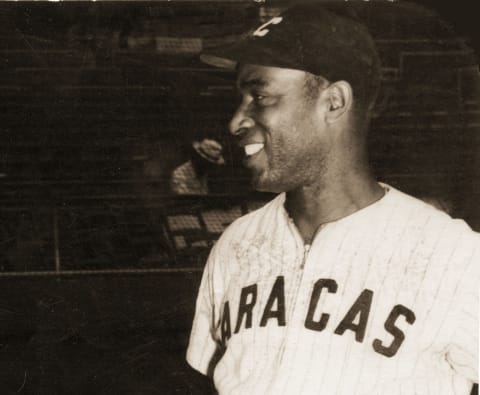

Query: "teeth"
left=245, top=143, right=264, bottom=156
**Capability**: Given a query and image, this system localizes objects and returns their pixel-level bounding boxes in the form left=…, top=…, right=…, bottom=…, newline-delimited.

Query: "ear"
left=324, top=81, right=353, bottom=124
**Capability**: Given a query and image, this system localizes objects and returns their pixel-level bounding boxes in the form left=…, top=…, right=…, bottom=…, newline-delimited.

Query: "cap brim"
left=200, top=53, right=237, bottom=70
left=200, top=37, right=313, bottom=75
left=200, top=36, right=294, bottom=71
left=200, top=40, right=251, bottom=70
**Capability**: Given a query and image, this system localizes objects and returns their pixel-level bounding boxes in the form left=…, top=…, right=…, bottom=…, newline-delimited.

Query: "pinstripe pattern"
left=186, top=184, right=479, bottom=394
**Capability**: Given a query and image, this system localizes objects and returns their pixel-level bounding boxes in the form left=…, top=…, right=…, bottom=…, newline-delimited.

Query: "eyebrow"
left=237, top=77, right=269, bottom=91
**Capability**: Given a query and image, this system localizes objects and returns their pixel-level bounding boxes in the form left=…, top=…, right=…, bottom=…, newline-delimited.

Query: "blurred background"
left=0, top=1, right=478, bottom=394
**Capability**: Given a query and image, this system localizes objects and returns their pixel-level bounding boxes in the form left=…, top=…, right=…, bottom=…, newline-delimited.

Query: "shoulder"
left=385, top=184, right=479, bottom=256
left=207, top=193, right=285, bottom=259
left=219, top=193, right=284, bottom=242
left=390, top=186, right=474, bottom=228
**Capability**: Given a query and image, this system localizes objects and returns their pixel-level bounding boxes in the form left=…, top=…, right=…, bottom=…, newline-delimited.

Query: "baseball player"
left=186, top=3, right=479, bottom=394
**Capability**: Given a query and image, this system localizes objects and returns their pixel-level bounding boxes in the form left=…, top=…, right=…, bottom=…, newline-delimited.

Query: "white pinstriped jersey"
left=186, top=184, right=479, bottom=394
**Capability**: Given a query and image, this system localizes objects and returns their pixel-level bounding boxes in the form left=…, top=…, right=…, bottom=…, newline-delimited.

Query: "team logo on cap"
left=253, top=16, right=283, bottom=37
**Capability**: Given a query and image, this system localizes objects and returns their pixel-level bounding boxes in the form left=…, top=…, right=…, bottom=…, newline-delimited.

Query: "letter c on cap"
left=253, top=16, right=283, bottom=37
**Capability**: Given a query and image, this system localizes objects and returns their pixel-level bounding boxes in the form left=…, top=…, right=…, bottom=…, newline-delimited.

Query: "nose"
left=228, top=99, right=255, bottom=137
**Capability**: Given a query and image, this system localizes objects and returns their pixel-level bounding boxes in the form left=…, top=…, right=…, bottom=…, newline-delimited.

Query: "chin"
left=251, top=173, right=287, bottom=194
left=251, top=175, right=270, bottom=192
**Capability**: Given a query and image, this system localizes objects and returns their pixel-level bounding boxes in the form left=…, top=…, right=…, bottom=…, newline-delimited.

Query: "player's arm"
left=184, top=360, right=216, bottom=394
left=186, top=242, right=225, bottom=379
left=444, top=232, right=480, bottom=387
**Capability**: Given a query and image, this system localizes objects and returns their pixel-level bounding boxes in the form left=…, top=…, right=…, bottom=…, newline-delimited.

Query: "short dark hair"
left=303, top=73, right=329, bottom=100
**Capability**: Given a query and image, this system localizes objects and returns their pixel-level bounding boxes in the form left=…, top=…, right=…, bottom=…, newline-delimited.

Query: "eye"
left=252, top=92, right=276, bottom=106
left=253, top=93, right=265, bottom=102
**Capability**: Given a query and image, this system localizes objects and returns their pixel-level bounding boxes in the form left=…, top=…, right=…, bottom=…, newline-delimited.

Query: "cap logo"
left=252, top=16, right=283, bottom=37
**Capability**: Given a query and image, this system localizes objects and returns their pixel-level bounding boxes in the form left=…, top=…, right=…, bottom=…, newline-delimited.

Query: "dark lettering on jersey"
left=234, top=284, right=257, bottom=333
left=334, top=289, right=373, bottom=343
left=372, top=304, right=416, bottom=357
left=221, top=277, right=416, bottom=359
left=305, top=279, right=338, bottom=331
left=221, top=301, right=231, bottom=343
left=260, top=276, right=286, bottom=327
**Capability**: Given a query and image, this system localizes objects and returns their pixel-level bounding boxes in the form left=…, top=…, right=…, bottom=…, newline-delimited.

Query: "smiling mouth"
left=244, top=143, right=264, bottom=156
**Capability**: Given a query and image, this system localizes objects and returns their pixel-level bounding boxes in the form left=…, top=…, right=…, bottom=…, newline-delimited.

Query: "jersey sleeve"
left=443, top=231, right=480, bottom=384
left=186, top=243, right=224, bottom=375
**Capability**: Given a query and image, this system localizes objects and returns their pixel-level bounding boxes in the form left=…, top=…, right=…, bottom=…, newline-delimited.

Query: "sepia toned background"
left=0, top=1, right=478, bottom=394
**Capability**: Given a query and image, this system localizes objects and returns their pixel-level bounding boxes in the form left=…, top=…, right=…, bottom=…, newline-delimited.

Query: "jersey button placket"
left=271, top=218, right=315, bottom=393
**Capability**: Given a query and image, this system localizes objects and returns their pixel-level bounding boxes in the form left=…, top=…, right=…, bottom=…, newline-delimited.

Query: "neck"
left=284, top=166, right=384, bottom=244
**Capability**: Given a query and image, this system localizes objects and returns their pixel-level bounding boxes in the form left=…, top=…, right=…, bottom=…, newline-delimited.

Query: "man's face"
left=230, top=64, right=331, bottom=193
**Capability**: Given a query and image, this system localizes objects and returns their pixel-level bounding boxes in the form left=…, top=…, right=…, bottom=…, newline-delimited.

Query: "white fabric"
left=187, top=184, right=479, bottom=394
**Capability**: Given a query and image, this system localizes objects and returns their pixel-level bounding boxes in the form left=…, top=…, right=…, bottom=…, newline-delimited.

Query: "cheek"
left=259, top=103, right=320, bottom=155
left=272, top=117, right=315, bottom=154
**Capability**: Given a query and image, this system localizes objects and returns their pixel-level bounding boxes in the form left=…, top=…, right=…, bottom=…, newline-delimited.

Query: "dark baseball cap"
left=201, top=2, right=381, bottom=105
